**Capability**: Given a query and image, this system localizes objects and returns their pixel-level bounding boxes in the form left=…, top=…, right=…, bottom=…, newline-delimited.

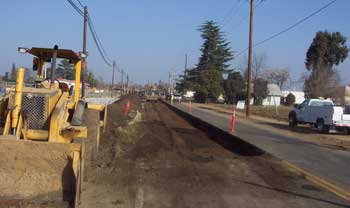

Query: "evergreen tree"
left=304, top=31, right=348, bottom=98
left=285, top=93, right=296, bottom=106
left=224, top=71, right=246, bottom=104
left=253, top=78, right=268, bottom=105
left=87, top=71, right=99, bottom=88
left=10, top=63, right=16, bottom=81
left=195, top=20, right=233, bottom=103
left=56, top=59, right=75, bottom=80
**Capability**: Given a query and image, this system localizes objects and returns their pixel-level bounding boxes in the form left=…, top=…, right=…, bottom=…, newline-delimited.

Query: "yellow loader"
left=0, top=45, right=106, bottom=207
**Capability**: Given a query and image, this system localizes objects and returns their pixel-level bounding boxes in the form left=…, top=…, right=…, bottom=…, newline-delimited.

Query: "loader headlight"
left=79, top=52, right=88, bottom=59
left=18, top=47, right=29, bottom=54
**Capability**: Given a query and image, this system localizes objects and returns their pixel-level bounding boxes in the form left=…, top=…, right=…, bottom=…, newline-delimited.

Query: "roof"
left=267, top=84, right=283, bottom=96
left=28, top=47, right=80, bottom=61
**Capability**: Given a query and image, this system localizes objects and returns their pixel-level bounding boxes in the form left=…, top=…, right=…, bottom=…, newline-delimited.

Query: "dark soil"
left=78, top=95, right=350, bottom=208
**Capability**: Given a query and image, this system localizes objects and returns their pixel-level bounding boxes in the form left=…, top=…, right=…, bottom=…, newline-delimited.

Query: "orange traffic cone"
left=125, top=99, right=131, bottom=115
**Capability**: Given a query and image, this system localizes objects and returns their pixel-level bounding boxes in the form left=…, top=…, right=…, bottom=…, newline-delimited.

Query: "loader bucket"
left=0, top=138, right=83, bottom=208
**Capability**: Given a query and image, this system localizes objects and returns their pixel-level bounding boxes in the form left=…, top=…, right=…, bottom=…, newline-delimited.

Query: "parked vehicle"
left=172, top=93, right=182, bottom=103
left=288, top=99, right=350, bottom=133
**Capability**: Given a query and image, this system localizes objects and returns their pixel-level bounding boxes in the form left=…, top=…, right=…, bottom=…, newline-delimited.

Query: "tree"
left=224, top=71, right=246, bottom=104
left=194, top=20, right=233, bottom=102
left=87, top=71, right=99, bottom=88
left=241, top=53, right=267, bottom=83
left=56, top=59, right=74, bottom=80
left=304, top=31, right=348, bottom=98
left=285, top=93, right=296, bottom=106
left=10, top=63, right=16, bottom=81
left=264, top=68, right=290, bottom=89
left=253, top=78, right=268, bottom=105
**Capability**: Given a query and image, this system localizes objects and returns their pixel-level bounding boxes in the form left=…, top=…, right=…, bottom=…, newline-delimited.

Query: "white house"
left=282, top=91, right=305, bottom=104
left=262, top=84, right=283, bottom=106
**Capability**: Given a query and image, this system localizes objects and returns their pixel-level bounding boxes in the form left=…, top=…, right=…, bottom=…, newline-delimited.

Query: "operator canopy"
left=28, top=47, right=80, bottom=61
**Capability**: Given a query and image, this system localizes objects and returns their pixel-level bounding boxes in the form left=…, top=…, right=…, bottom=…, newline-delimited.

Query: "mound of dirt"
left=0, top=139, right=76, bottom=208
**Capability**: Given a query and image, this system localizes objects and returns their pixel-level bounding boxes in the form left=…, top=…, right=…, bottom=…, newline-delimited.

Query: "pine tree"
left=56, top=59, right=75, bottom=80
left=304, top=31, right=348, bottom=98
left=10, top=63, right=16, bottom=81
left=194, top=21, right=233, bottom=103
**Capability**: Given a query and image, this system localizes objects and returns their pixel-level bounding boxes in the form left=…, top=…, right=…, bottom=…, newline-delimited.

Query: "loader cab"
left=18, top=46, right=86, bottom=103
left=0, top=46, right=88, bottom=142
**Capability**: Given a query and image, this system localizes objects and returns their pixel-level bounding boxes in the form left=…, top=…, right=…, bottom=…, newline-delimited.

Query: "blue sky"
left=1, top=0, right=349, bottom=87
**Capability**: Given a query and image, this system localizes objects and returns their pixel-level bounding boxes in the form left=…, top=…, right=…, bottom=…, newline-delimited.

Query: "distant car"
left=172, top=93, right=182, bottom=103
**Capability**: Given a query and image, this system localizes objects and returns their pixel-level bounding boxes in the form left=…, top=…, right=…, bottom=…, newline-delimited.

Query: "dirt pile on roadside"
left=79, top=94, right=144, bottom=207
left=0, top=140, right=76, bottom=208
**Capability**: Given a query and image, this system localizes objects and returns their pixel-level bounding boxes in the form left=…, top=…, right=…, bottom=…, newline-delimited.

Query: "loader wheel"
left=317, top=119, right=329, bottom=134
left=288, top=114, right=297, bottom=128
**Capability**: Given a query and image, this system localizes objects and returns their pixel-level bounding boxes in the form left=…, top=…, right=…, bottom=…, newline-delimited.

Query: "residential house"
left=262, top=84, right=283, bottom=106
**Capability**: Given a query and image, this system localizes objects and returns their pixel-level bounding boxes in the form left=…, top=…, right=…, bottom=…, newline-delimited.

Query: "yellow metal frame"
left=2, top=49, right=87, bottom=144
left=87, top=103, right=108, bottom=132
left=74, top=60, right=82, bottom=105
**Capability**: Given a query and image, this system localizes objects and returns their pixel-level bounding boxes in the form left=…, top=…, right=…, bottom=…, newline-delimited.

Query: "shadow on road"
left=167, top=103, right=265, bottom=157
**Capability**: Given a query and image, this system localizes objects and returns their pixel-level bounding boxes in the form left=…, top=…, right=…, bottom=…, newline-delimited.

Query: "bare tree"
left=264, top=68, right=290, bottom=90
left=240, top=53, right=267, bottom=82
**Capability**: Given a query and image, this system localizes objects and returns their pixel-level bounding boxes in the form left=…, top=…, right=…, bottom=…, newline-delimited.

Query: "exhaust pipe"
left=50, top=45, right=58, bottom=85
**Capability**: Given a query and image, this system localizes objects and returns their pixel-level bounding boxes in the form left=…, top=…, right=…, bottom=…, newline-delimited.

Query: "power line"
left=222, top=0, right=246, bottom=28
left=67, top=0, right=83, bottom=16
left=76, top=0, right=84, bottom=8
left=220, top=0, right=240, bottom=25
left=229, top=0, right=264, bottom=31
left=88, top=16, right=113, bottom=63
left=235, top=0, right=338, bottom=58
left=67, top=0, right=118, bottom=69
left=87, top=20, right=112, bottom=67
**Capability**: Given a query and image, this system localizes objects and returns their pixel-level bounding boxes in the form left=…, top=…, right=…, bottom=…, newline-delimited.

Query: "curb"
left=283, top=161, right=350, bottom=201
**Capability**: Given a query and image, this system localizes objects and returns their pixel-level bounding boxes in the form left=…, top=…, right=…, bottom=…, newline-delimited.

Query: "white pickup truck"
left=288, top=99, right=350, bottom=133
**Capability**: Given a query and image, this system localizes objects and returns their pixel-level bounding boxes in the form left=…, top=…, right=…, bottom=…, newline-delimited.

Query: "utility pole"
left=81, top=6, right=88, bottom=98
left=126, top=74, right=129, bottom=94
left=121, top=69, right=124, bottom=94
left=168, top=72, right=171, bottom=94
left=172, top=71, right=176, bottom=94
left=245, top=0, right=254, bottom=117
left=112, top=60, right=115, bottom=94
left=184, top=54, right=188, bottom=71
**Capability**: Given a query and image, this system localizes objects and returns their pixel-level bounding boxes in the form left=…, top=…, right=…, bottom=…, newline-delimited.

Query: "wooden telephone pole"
left=81, top=6, right=88, bottom=98
left=112, top=60, right=116, bottom=93
left=245, top=0, right=254, bottom=117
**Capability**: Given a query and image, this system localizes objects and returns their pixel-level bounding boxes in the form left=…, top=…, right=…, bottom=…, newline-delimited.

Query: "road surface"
left=172, top=102, right=350, bottom=195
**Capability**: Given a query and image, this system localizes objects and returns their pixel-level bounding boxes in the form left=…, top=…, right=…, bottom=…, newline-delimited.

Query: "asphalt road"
left=173, top=102, right=350, bottom=193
